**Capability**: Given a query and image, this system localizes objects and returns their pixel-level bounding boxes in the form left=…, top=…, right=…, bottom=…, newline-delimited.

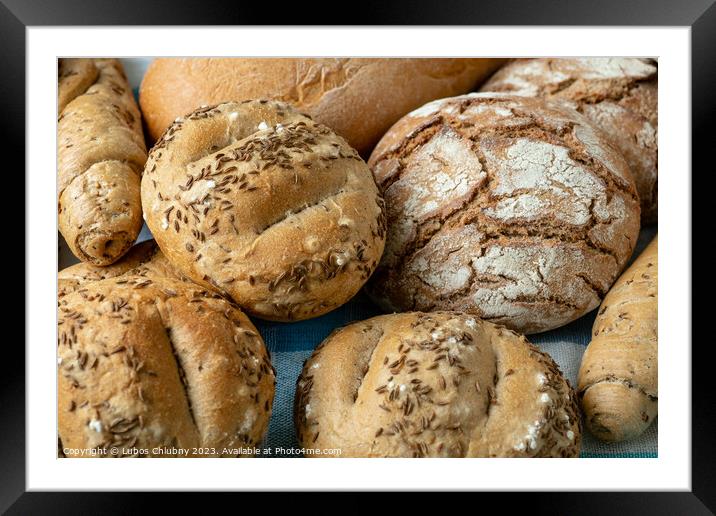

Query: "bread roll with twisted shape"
left=367, top=92, right=640, bottom=334
left=142, top=100, right=386, bottom=321
left=58, top=59, right=147, bottom=265
left=578, top=236, right=657, bottom=442
left=57, top=247, right=276, bottom=457
left=295, top=312, right=581, bottom=457
left=481, top=58, right=658, bottom=223
left=139, top=58, right=506, bottom=155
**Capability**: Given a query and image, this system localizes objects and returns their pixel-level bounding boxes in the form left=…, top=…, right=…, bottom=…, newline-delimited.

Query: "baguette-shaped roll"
left=58, top=58, right=147, bottom=266
left=577, top=236, right=658, bottom=442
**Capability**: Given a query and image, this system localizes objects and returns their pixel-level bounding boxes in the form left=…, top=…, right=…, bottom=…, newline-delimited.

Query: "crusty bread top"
left=481, top=58, right=658, bottom=222
left=367, top=92, right=641, bottom=334
left=58, top=240, right=159, bottom=298
left=57, top=245, right=275, bottom=457
left=295, top=312, right=581, bottom=457
left=142, top=100, right=386, bottom=321
left=139, top=58, right=506, bottom=155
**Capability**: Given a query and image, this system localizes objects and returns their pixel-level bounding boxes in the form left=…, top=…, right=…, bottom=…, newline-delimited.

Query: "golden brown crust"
left=141, top=100, right=386, bottom=321
left=58, top=59, right=147, bottom=266
left=577, top=236, right=657, bottom=442
left=481, top=58, right=658, bottom=223
left=295, top=312, right=581, bottom=457
left=58, top=240, right=159, bottom=298
left=367, top=92, right=640, bottom=334
left=57, top=244, right=276, bottom=457
left=139, top=58, right=506, bottom=155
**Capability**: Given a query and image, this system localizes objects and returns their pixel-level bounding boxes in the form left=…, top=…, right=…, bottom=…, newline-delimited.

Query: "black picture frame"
left=8, top=0, right=705, bottom=512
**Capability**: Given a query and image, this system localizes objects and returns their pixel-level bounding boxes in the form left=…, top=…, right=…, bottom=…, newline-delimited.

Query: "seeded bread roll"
left=367, top=92, right=640, bottom=334
left=578, top=236, right=657, bottom=442
left=57, top=249, right=276, bottom=457
left=139, top=58, right=506, bottom=155
left=481, top=58, right=658, bottom=223
left=58, top=240, right=159, bottom=298
left=58, top=58, right=147, bottom=265
left=142, top=100, right=386, bottom=321
left=295, top=312, right=581, bottom=457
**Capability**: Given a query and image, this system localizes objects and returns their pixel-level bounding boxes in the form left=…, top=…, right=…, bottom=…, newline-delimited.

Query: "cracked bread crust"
left=295, top=312, right=581, bottom=457
left=481, top=58, right=658, bottom=223
left=142, top=100, right=386, bottom=321
left=367, top=93, right=640, bottom=334
left=139, top=58, right=506, bottom=154
left=58, top=59, right=147, bottom=265
left=57, top=244, right=276, bottom=457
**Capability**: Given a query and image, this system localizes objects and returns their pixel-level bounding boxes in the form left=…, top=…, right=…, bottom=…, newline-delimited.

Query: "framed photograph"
left=9, top=0, right=707, bottom=511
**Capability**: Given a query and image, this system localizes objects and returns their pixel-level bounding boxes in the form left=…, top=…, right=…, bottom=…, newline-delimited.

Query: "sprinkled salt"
left=540, top=393, right=551, bottom=403
left=88, top=419, right=103, bottom=433
left=258, top=121, right=269, bottom=131
left=567, top=430, right=575, bottom=441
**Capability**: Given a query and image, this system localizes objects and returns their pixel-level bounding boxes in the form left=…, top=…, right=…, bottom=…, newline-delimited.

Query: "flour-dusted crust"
left=367, top=93, right=640, bottom=334
left=57, top=245, right=276, bottom=457
left=139, top=58, right=506, bottom=155
left=481, top=58, right=658, bottom=223
left=58, top=59, right=147, bottom=265
left=295, top=312, right=581, bottom=457
left=142, top=100, right=386, bottom=321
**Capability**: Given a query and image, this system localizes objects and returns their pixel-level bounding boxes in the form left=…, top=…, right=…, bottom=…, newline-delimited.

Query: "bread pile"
left=57, top=57, right=658, bottom=459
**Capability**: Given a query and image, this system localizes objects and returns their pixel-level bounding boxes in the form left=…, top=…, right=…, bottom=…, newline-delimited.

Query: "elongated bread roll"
left=58, top=59, right=147, bottom=265
left=577, top=236, right=658, bottom=442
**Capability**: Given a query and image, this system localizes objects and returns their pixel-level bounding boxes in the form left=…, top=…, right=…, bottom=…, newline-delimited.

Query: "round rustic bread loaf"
left=139, top=58, right=506, bottom=155
left=295, top=312, right=582, bottom=457
left=481, top=58, right=658, bottom=223
left=57, top=245, right=275, bottom=457
left=367, top=92, right=640, bottom=334
left=141, top=100, right=386, bottom=321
